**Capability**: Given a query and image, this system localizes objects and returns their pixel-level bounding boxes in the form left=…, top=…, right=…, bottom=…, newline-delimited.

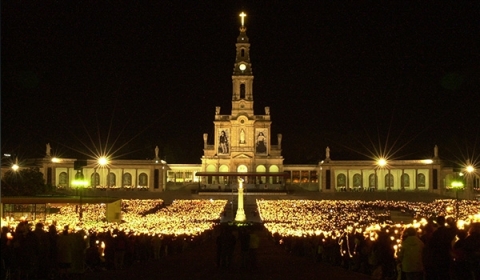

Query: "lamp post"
left=466, top=164, right=475, bottom=200
left=72, top=170, right=88, bottom=221
left=451, top=180, right=464, bottom=220
left=377, top=158, right=388, bottom=199
left=98, top=156, right=109, bottom=192
left=12, top=157, right=19, bottom=171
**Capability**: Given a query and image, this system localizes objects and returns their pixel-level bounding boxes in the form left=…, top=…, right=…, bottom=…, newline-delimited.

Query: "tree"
left=1, top=167, right=51, bottom=196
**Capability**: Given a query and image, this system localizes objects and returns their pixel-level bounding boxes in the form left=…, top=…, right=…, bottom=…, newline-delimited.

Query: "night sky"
left=2, top=2, right=479, bottom=165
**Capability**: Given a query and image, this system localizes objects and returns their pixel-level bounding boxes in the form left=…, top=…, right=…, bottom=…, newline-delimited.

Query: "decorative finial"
left=239, top=12, right=246, bottom=27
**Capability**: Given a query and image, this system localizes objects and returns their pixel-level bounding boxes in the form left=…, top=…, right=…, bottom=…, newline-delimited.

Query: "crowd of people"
left=257, top=199, right=480, bottom=279
left=1, top=199, right=227, bottom=279
left=1, top=198, right=479, bottom=279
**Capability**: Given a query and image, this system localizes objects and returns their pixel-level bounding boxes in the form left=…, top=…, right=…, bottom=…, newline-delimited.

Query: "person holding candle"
left=397, top=227, right=424, bottom=280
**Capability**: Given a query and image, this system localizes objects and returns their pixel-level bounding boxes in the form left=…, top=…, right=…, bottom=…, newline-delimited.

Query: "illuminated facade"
left=3, top=13, right=479, bottom=199
left=198, top=14, right=284, bottom=189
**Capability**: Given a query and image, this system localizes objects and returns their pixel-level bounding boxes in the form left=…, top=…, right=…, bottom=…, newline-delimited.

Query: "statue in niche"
left=256, top=132, right=267, bottom=154
left=219, top=130, right=229, bottom=154
left=240, top=129, right=246, bottom=144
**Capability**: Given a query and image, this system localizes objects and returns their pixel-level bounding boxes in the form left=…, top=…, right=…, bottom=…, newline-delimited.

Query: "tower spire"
left=231, top=11, right=254, bottom=116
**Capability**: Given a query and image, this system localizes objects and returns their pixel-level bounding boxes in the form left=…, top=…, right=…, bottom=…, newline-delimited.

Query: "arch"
left=269, top=165, right=280, bottom=184
left=269, top=165, right=279, bottom=172
left=369, top=174, right=376, bottom=190
left=337, top=173, right=346, bottom=187
left=237, top=165, right=248, bottom=183
left=237, top=165, right=248, bottom=173
left=256, top=165, right=266, bottom=184
left=401, top=174, right=410, bottom=187
left=91, top=172, right=100, bottom=187
left=256, top=165, right=266, bottom=172
left=123, top=173, right=132, bottom=187
left=219, top=165, right=229, bottom=172
left=219, top=165, right=229, bottom=185
left=241, top=49, right=245, bottom=57
left=139, top=173, right=148, bottom=186
left=108, top=172, right=116, bottom=187
left=353, top=173, right=362, bottom=187
left=417, top=173, right=426, bottom=187
left=385, top=173, right=394, bottom=189
left=206, top=165, right=216, bottom=184
left=206, top=165, right=217, bottom=172
left=59, top=172, right=68, bottom=186
left=240, top=84, right=246, bottom=99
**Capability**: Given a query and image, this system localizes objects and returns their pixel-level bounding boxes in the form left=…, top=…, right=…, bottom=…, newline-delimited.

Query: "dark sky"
left=2, top=2, right=479, bottom=165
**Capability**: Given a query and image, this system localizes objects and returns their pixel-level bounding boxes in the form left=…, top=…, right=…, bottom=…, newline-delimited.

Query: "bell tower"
left=231, top=12, right=254, bottom=117
left=200, top=12, right=284, bottom=188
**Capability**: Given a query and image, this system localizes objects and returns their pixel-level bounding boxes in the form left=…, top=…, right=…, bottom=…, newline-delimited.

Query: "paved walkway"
left=83, top=225, right=372, bottom=280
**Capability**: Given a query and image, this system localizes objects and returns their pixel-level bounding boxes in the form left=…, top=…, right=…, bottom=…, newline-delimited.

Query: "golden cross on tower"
left=239, top=12, right=246, bottom=27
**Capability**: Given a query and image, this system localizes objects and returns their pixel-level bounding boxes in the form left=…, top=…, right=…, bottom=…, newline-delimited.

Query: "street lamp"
left=377, top=158, right=387, bottom=168
left=97, top=156, right=110, bottom=191
left=12, top=163, right=19, bottom=171
left=98, top=156, right=109, bottom=167
left=451, top=180, right=464, bottom=220
left=72, top=171, right=88, bottom=220
left=465, top=164, right=475, bottom=200
left=376, top=158, right=389, bottom=194
left=12, top=157, right=19, bottom=171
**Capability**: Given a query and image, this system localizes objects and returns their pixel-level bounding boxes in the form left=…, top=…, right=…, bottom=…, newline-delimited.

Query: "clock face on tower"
left=239, top=64, right=246, bottom=71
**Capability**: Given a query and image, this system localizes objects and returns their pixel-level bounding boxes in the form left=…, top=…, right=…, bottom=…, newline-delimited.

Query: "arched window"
left=241, top=49, right=245, bottom=57
left=385, top=174, right=394, bottom=188
left=139, top=173, right=148, bottom=186
left=417, top=173, right=426, bottom=187
left=256, top=165, right=266, bottom=184
left=207, top=164, right=216, bottom=184
left=59, top=172, right=68, bottom=186
left=91, top=173, right=100, bottom=187
left=219, top=165, right=229, bottom=184
left=240, top=84, right=246, bottom=99
left=108, top=173, right=116, bottom=186
left=369, top=174, right=376, bottom=189
left=337, top=174, right=346, bottom=187
left=269, top=165, right=280, bottom=184
left=401, top=174, right=410, bottom=187
left=353, top=173, right=362, bottom=187
left=123, top=173, right=132, bottom=187
left=237, top=165, right=248, bottom=182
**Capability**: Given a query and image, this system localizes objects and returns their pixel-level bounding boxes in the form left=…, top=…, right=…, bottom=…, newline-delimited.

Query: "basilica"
left=5, top=13, right=479, bottom=200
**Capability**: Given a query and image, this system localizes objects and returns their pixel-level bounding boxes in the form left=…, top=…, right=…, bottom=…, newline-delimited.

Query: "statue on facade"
left=46, top=143, right=52, bottom=157
left=155, top=146, right=159, bottom=159
left=240, top=129, right=246, bottom=144
left=326, top=146, right=330, bottom=159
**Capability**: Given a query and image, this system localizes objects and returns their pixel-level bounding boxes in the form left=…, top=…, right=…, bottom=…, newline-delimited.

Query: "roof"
left=195, top=172, right=289, bottom=177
